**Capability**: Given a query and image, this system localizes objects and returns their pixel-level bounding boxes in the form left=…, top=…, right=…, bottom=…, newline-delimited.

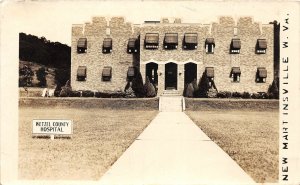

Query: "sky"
left=1, top=0, right=284, bottom=46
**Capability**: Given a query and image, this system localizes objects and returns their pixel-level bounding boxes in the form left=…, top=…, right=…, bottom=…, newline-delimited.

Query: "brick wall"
left=71, top=17, right=139, bottom=92
left=71, top=16, right=274, bottom=95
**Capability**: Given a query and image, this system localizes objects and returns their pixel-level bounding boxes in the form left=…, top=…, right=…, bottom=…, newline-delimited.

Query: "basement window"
left=256, top=67, right=267, bottom=83
left=230, top=39, right=241, bottom=54
left=256, top=39, right=267, bottom=54
left=77, top=38, right=87, bottom=53
left=103, top=38, right=112, bottom=53
left=127, top=38, right=138, bottom=53
left=102, top=66, right=112, bottom=81
left=205, top=67, right=215, bottom=88
left=77, top=66, right=87, bottom=81
left=183, top=33, right=198, bottom=50
left=145, top=33, right=159, bottom=49
left=205, top=38, right=215, bottom=54
left=164, top=33, right=178, bottom=49
left=231, top=67, right=241, bottom=82
left=127, top=66, right=136, bottom=81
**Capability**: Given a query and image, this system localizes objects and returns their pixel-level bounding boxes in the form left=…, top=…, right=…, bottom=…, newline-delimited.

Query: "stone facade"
left=71, top=16, right=274, bottom=96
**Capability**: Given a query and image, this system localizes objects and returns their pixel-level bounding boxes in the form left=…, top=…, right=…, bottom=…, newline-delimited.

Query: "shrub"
left=207, top=89, right=218, bottom=98
left=192, top=78, right=199, bottom=97
left=144, top=76, right=156, bottom=97
left=185, top=83, right=194, bottom=98
left=59, top=80, right=72, bottom=97
left=198, top=73, right=209, bottom=97
left=94, top=91, right=126, bottom=98
left=251, top=93, right=260, bottom=99
left=241, top=92, right=251, bottom=99
left=82, top=90, right=94, bottom=97
left=69, top=91, right=81, bottom=97
left=125, top=82, right=136, bottom=98
left=268, top=78, right=279, bottom=99
left=54, top=68, right=70, bottom=88
left=258, top=92, right=269, bottom=99
left=232, top=92, right=242, bottom=98
left=132, top=71, right=145, bottom=97
left=217, top=91, right=227, bottom=98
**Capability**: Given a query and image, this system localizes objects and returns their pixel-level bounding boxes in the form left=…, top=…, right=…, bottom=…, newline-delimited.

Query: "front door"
left=165, top=63, right=177, bottom=90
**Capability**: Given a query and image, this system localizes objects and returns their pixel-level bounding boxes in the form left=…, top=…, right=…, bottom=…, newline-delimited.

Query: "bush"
left=185, top=83, right=194, bottom=98
left=207, top=89, right=218, bottom=98
left=69, top=91, right=81, bottom=97
left=217, top=91, right=227, bottom=98
left=232, top=92, right=242, bottom=98
left=59, top=80, right=72, bottom=97
left=192, top=78, right=199, bottom=97
left=251, top=93, right=260, bottom=99
left=55, top=68, right=70, bottom=88
left=94, top=91, right=126, bottom=98
left=258, top=92, right=269, bottom=99
left=82, top=90, right=94, bottom=97
left=124, top=82, right=136, bottom=98
left=217, top=91, right=232, bottom=98
left=132, top=71, right=145, bottom=97
left=268, top=78, right=279, bottom=99
left=241, top=92, right=251, bottom=99
left=144, top=76, right=156, bottom=97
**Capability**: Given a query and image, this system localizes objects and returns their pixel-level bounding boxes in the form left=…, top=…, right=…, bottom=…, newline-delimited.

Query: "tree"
left=19, top=65, right=34, bottom=87
left=132, top=71, right=145, bottom=97
left=36, top=67, right=47, bottom=87
left=144, top=76, right=156, bottom=97
left=185, top=83, right=194, bottom=98
left=54, top=68, right=70, bottom=87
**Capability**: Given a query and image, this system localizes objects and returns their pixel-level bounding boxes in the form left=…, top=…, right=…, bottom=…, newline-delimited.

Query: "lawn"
left=186, top=110, right=279, bottom=183
left=19, top=107, right=158, bottom=180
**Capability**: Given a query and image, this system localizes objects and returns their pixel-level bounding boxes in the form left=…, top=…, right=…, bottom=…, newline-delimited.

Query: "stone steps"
left=162, top=90, right=181, bottom=96
left=159, top=95, right=184, bottom=112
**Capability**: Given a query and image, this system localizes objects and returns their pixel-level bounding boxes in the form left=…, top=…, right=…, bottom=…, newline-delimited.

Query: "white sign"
left=32, top=120, right=73, bottom=135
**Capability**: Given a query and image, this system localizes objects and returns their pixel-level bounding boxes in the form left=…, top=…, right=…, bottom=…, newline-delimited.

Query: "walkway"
left=98, top=96, right=255, bottom=184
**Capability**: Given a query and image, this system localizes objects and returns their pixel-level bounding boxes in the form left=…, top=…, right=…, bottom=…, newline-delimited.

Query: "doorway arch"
left=184, top=62, right=197, bottom=85
left=165, top=62, right=178, bottom=90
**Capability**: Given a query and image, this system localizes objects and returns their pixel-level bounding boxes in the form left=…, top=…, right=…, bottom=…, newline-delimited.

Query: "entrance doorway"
left=184, top=63, right=197, bottom=85
left=165, top=63, right=177, bottom=90
left=146, top=62, right=158, bottom=86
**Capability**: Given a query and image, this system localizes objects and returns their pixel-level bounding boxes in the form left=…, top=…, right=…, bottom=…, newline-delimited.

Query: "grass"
left=186, top=110, right=279, bottom=183
left=19, top=107, right=158, bottom=180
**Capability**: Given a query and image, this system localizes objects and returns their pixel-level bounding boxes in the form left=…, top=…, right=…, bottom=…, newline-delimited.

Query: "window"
left=231, top=67, right=241, bottom=82
left=127, top=38, right=138, bottom=53
left=164, top=33, right=178, bottom=49
left=145, top=33, right=159, bottom=49
left=102, top=66, right=112, bottom=81
left=256, top=67, right=267, bottom=83
left=230, top=39, right=241, bottom=54
left=183, top=33, right=198, bottom=50
left=77, top=38, right=87, bottom=53
left=205, top=67, right=215, bottom=88
left=127, top=66, right=136, bottom=81
left=256, top=39, right=267, bottom=54
left=103, top=38, right=112, bottom=53
left=205, top=38, right=215, bottom=54
left=77, top=66, right=87, bottom=81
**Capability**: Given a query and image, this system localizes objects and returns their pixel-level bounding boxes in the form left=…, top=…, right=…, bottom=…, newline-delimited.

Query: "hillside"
left=19, top=33, right=71, bottom=88
left=19, top=60, right=57, bottom=88
left=19, top=33, right=71, bottom=69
